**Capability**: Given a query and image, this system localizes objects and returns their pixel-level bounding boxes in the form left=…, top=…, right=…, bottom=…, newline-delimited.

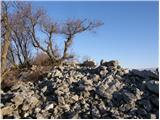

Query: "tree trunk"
left=1, top=29, right=11, bottom=74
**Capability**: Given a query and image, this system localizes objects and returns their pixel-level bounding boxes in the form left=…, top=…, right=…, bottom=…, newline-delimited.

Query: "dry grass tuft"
left=32, top=52, right=52, bottom=66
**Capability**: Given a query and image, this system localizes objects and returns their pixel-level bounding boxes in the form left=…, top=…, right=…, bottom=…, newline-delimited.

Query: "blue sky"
left=32, top=1, right=158, bottom=69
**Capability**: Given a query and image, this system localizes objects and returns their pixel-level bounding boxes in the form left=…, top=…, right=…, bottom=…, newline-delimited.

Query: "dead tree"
left=10, top=20, right=32, bottom=67
left=21, top=4, right=61, bottom=64
left=2, top=2, right=36, bottom=68
left=6, top=2, right=103, bottom=66
left=1, top=2, right=12, bottom=73
left=31, top=17, right=60, bottom=63
left=60, top=19, right=103, bottom=63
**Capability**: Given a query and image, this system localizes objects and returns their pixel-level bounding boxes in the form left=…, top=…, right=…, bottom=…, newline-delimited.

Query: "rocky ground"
left=1, top=60, right=159, bottom=119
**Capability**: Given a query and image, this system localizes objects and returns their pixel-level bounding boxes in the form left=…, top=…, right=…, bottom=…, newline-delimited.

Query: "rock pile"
left=1, top=60, right=159, bottom=119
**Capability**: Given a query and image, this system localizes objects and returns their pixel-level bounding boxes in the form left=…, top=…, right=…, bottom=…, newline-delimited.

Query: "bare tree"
left=21, top=3, right=103, bottom=65
left=60, top=19, right=103, bottom=63
left=1, top=1, right=12, bottom=73
left=10, top=12, right=33, bottom=67
left=19, top=4, right=61, bottom=65
left=30, top=16, right=60, bottom=63
left=2, top=1, right=103, bottom=69
left=2, top=2, right=34, bottom=68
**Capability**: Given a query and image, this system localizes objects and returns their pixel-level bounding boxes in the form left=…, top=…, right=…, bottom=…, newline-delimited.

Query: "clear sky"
left=31, top=1, right=158, bottom=69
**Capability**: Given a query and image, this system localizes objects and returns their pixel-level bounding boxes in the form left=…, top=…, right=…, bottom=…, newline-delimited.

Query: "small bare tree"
left=30, top=16, right=60, bottom=63
left=10, top=11, right=33, bottom=67
left=60, top=19, right=103, bottom=63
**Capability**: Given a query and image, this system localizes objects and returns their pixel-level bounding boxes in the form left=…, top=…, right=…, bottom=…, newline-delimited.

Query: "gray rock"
left=138, top=99, right=152, bottom=112
left=82, top=77, right=93, bottom=86
left=115, top=75, right=122, bottom=80
left=41, top=86, right=47, bottom=93
left=112, top=92, right=124, bottom=106
left=92, top=74, right=100, bottom=82
left=58, top=96, right=65, bottom=105
left=54, top=70, right=63, bottom=78
left=83, top=91, right=90, bottom=98
left=1, top=60, right=159, bottom=119
left=96, top=84, right=107, bottom=98
left=45, top=104, right=54, bottom=110
left=11, top=94, right=24, bottom=108
left=91, top=106, right=101, bottom=118
left=116, top=71, right=124, bottom=76
left=28, top=96, right=39, bottom=109
left=101, top=60, right=119, bottom=67
left=150, top=114, right=157, bottom=119
left=0, top=103, right=4, bottom=108
left=55, top=90, right=64, bottom=96
left=146, top=80, right=159, bottom=94
left=150, top=96, right=159, bottom=107
left=82, top=60, right=96, bottom=67
left=123, top=69, right=129, bottom=74
left=22, top=103, right=29, bottom=111
left=24, top=112, right=29, bottom=118
left=138, top=108, right=147, bottom=116
left=61, top=104, right=70, bottom=112
left=13, top=110, right=20, bottom=119
left=72, top=95, right=79, bottom=101
left=78, top=84, right=85, bottom=91
left=1, top=106, right=14, bottom=116
left=131, top=69, right=158, bottom=79
left=35, top=107, right=41, bottom=113
left=36, top=113, right=45, bottom=119
left=47, top=72, right=52, bottom=79
left=122, top=91, right=136, bottom=103
left=100, top=69, right=108, bottom=77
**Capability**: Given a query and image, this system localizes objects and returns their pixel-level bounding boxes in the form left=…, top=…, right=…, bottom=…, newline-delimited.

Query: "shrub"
left=32, top=52, right=52, bottom=66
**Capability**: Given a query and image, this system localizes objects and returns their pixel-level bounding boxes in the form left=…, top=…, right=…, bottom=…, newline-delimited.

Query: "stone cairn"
left=1, top=60, right=159, bottom=119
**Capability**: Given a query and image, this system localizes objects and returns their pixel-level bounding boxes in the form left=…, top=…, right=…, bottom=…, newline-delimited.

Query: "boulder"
left=146, top=80, right=159, bottom=94
left=11, top=94, right=24, bottom=108
left=82, top=60, right=96, bottom=67
left=138, top=99, right=152, bottom=112
left=131, top=69, right=158, bottom=79
left=101, top=60, right=119, bottom=67
left=1, top=106, right=14, bottom=116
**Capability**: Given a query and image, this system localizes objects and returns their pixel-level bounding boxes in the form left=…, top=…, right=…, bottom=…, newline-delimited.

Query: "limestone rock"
left=82, top=60, right=96, bottom=67
left=101, top=60, right=119, bottom=67
left=72, top=95, right=79, bottom=101
left=146, top=80, right=159, bottom=94
left=11, top=94, right=24, bottom=108
left=1, top=60, right=159, bottom=119
left=1, top=106, right=14, bottom=116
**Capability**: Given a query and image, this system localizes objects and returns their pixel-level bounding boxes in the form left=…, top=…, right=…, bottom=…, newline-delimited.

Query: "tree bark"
left=1, top=28, right=11, bottom=73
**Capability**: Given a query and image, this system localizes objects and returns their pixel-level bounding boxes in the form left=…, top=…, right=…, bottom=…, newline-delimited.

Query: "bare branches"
left=8, top=2, right=33, bottom=67
left=61, top=19, right=103, bottom=36
left=60, top=19, right=103, bottom=61
left=2, top=1, right=103, bottom=69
